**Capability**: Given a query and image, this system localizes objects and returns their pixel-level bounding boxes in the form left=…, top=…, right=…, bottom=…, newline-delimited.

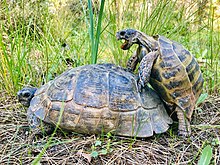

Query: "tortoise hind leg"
left=176, top=107, right=191, bottom=137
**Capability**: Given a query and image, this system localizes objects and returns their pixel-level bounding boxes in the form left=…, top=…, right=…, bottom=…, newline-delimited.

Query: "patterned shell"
left=28, top=64, right=172, bottom=137
left=150, top=36, right=204, bottom=118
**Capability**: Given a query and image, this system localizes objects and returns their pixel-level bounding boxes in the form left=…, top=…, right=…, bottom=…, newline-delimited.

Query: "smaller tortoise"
left=116, top=29, right=204, bottom=136
left=17, top=64, right=172, bottom=138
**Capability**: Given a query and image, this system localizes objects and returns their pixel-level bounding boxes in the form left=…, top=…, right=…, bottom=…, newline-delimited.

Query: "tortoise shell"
left=116, top=29, right=204, bottom=136
left=150, top=36, right=204, bottom=118
left=27, top=64, right=172, bottom=137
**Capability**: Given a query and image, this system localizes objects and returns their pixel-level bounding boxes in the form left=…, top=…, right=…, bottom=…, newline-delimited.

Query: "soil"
left=0, top=92, right=219, bottom=165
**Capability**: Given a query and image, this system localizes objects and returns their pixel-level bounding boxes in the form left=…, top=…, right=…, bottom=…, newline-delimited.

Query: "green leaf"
left=91, top=151, right=99, bottom=158
left=196, top=93, right=208, bottom=106
left=197, top=108, right=203, bottom=113
left=95, top=140, right=102, bottom=146
left=32, top=162, right=41, bottom=165
left=101, top=149, right=108, bottom=155
left=107, top=132, right=112, bottom=138
left=198, top=145, right=212, bottom=165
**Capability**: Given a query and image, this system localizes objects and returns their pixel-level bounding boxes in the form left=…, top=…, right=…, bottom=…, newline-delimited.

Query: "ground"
left=0, top=91, right=219, bottom=165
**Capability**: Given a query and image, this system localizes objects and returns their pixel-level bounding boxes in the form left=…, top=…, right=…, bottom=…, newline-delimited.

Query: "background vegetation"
left=0, top=0, right=219, bottom=164
left=0, top=0, right=219, bottom=95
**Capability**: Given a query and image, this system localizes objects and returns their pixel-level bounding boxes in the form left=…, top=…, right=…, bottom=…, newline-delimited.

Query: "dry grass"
left=0, top=93, right=219, bottom=165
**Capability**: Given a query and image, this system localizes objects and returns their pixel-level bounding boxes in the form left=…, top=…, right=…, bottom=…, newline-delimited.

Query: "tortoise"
left=17, top=63, right=173, bottom=138
left=116, top=29, right=204, bottom=136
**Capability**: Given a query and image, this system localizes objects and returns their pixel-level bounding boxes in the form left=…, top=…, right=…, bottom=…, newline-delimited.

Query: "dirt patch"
left=0, top=94, right=219, bottom=164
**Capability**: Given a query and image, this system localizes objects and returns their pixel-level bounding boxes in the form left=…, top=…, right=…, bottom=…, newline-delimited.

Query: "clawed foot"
left=28, top=130, right=44, bottom=142
left=137, top=80, right=142, bottom=92
left=178, top=129, right=191, bottom=137
left=28, top=125, right=54, bottom=142
left=126, top=68, right=133, bottom=73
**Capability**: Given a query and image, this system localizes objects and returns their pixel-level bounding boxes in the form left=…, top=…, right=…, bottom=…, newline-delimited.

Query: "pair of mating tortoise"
left=18, top=29, right=203, bottom=137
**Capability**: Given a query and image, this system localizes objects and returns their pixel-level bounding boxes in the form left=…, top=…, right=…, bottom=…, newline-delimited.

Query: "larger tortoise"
left=17, top=63, right=172, bottom=138
left=116, top=29, right=204, bottom=136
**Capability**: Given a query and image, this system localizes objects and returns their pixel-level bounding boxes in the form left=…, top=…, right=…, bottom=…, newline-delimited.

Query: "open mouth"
left=119, top=39, right=132, bottom=50
left=120, top=40, right=129, bottom=50
left=116, top=33, right=132, bottom=50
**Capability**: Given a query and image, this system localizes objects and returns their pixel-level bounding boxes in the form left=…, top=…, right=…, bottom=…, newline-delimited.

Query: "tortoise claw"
left=126, top=68, right=133, bottom=73
left=137, top=80, right=143, bottom=93
left=178, top=129, right=191, bottom=137
left=28, top=125, right=54, bottom=142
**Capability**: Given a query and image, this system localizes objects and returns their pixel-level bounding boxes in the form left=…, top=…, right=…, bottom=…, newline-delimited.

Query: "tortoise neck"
left=137, top=31, right=158, bottom=51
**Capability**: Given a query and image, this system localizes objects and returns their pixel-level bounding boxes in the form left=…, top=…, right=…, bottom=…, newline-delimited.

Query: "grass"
left=31, top=102, right=65, bottom=165
left=0, top=0, right=219, bottom=164
left=0, top=0, right=219, bottom=94
left=87, top=0, right=105, bottom=64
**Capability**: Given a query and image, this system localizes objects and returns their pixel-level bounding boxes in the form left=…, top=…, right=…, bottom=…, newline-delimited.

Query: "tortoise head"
left=116, top=29, right=158, bottom=51
left=17, top=87, right=37, bottom=107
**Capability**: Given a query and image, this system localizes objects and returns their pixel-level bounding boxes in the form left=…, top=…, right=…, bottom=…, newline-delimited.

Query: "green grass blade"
left=93, top=0, right=105, bottom=64
left=198, top=145, right=212, bottom=165
left=87, top=0, right=95, bottom=64
left=196, top=93, right=208, bottom=106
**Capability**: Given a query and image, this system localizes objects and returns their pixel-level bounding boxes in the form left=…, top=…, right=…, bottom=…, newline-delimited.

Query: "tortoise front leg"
left=138, top=51, right=159, bottom=91
left=126, top=45, right=148, bottom=72
left=27, top=110, right=53, bottom=141
left=126, top=50, right=139, bottom=72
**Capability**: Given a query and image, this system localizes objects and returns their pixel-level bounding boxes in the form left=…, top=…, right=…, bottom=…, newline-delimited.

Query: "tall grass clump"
left=86, top=0, right=105, bottom=64
left=0, top=0, right=63, bottom=94
left=0, top=0, right=90, bottom=94
left=202, top=1, right=220, bottom=94
left=0, top=0, right=219, bottom=95
left=0, top=0, right=52, bottom=93
left=102, top=0, right=195, bottom=66
left=101, top=0, right=219, bottom=94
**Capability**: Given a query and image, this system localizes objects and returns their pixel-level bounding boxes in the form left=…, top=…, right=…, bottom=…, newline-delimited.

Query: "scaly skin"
left=17, top=87, right=54, bottom=140
left=116, top=29, right=204, bottom=137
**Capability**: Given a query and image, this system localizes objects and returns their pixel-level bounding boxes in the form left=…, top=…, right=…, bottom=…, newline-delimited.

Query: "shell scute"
left=74, top=69, right=108, bottom=108
left=164, top=80, right=183, bottom=90
left=162, top=70, right=178, bottom=79
left=158, top=36, right=172, bottom=49
left=109, top=72, right=139, bottom=111
left=178, top=96, right=190, bottom=107
left=159, top=60, right=173, bottom=68
left=172, top=42, right=191, bottom=62
left=177, top=52, right=187, bottom=62
left=170, top=90, right=182, bottom=99
left=34, top=83, right=51, bottom=96
left=160, top=48, right=175, bottom=56
left=188, top=63, right=200, bottom=82
left=194, top=74, right=204, bottom=90
left=48, top=71, right=75, bottom=101
left=34, top=107, right=46, bottom=120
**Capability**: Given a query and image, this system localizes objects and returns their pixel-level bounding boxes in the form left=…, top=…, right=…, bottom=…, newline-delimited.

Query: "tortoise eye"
left=23, top=92, right=31, bottom=97
left=119, top=31, right=126, bottom=36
